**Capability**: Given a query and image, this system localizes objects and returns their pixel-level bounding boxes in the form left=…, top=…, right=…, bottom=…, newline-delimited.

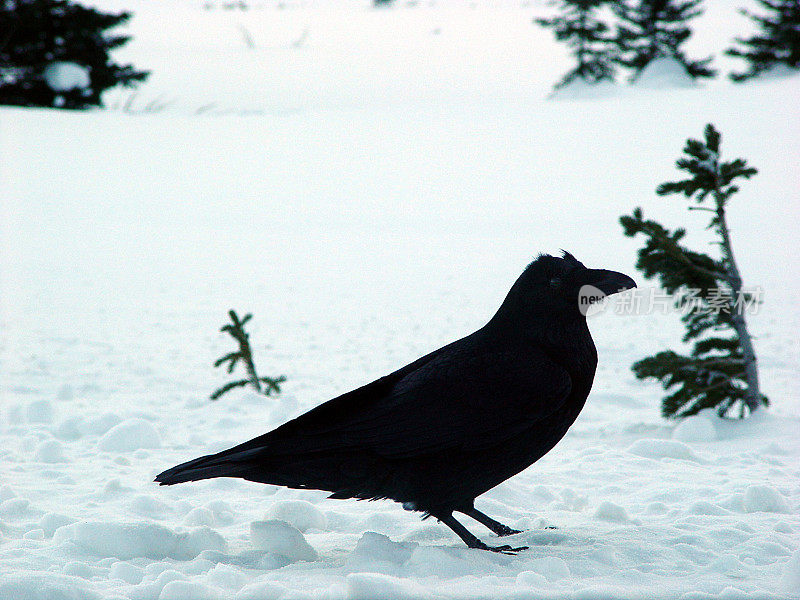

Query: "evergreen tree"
left=0, top=0, right=148, bottom=109
left=611, top=0, right=715, bottom=79
left=620, top=124, right=766, bottom=419
left=727, top=0, right=800, bottom=81
left=536, top=0, right=616, bottom=89
left=211, top=310, right=286, bottom=401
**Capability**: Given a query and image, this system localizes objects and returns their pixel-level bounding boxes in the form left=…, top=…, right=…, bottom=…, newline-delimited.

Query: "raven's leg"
left=437, top=513, right=527, bottom=554
left=459, top=507, right=523, bottom=537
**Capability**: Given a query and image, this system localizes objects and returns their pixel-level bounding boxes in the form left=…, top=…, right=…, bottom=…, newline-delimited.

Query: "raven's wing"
left=239, top=340, right=571, bottom=459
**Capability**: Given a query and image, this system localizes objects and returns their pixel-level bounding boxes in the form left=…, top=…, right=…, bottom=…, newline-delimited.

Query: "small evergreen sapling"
left=536, top=0, right=617, bottom=89
left=727, top=0, right=800, bottom=81
left=211, top=310, right=286, bottom=401
left=611, top=0, right=715, bottom=80
left=620, top=124, right=767, bottom=419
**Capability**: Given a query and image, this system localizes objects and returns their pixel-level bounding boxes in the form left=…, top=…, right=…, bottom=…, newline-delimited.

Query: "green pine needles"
left=0, top=0, right=149, bottom=109
left=612, top=0, right=715, bottom=80
left=536, top=0, right=617, bottom=89
left=621, top=124, right=767, bottom=419
left=211, top=310, right=286, bottom=401
left=727, top=0, right=800, bottom=81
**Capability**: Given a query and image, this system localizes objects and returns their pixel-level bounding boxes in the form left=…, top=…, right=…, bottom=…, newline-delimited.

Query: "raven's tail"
left=154, top=448, right=259, bottom=486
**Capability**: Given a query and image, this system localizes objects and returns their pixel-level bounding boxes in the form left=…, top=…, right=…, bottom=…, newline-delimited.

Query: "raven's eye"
left=549, top=277, right=562, bottom=288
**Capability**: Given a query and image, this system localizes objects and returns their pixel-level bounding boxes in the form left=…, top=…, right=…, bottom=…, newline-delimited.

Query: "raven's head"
left=496, top=251, right=636, bottom=324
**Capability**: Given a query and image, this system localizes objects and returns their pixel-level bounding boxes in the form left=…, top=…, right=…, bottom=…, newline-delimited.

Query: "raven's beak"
left=585, top=269, right=637, bottom=296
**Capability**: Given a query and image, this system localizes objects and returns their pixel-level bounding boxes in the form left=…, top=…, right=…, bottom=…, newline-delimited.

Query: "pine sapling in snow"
left=620, top=124, right=767, bottom=419
left=211, top=310, right=286, bottom=401
left=727, top=0, right=800, bottom=81
left=611, top=0, right=715, bottom=80
left=536, top=0, right=617, bottom=89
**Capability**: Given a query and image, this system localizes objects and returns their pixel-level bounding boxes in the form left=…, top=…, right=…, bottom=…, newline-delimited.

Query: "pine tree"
left=620, top=124, right=767, bottom=419
left=0, top=0, right=148, bottom=109
left=536, top=0, right=617, bottom=89
left=727, top=0, right=800, bottom=81
left=611, top=0, right=715, bottom=79
left=211, top=310, right=286, bottom=401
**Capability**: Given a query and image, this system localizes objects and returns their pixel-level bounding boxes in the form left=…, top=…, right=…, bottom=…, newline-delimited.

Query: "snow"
left=26, top=399, right=54, bottom=423
left=782, top=550, right=800, bottom=595
left=264, top=499, right=326, bottom=532
left=626, top=438, right=707, bottom=463
left=593, top=500, right=630, bottom=523
left=742, top=485, right=791, bottom=514
left=34, top=439, right=69, bottom=463
left=1, top=0, right=799, bottom=598
left=673, top=412, right=718, bottom=442
left=632, top=57, right=698, bottom=89
left=521, top=555, right=571, bottom=581
left=52, top=522, right=227, bottom=560
left=0, top=573, right=101, bottom=600
left=249, top=519, right=318, bottom=562
left=346, top=571, right=429, bottom=600
left=42, top=62, right=91, bottom=92
left=109, top=561, right=145, bottom=585
left=97, top=418, right=161, bottom=452
left=550, top=78, right=618, bottom=100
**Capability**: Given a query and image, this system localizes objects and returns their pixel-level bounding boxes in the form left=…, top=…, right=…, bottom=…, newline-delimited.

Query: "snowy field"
left=2, top=1, right=800, bottom=598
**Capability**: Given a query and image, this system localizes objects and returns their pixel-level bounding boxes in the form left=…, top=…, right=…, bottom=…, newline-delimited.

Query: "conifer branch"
left=211, top=310, right=285, bottom=401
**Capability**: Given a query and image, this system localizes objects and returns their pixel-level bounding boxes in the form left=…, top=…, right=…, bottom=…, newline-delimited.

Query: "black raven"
left=156, top=252, right=635, bottom=553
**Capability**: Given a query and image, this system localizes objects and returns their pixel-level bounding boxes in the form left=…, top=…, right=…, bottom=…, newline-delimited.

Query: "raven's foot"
left=459, top=507, right=523, bottom=537
left=473, top=541, right=529, bottom=555
left=438, top=513, right=527, bottom=555
left=494, top=524, right=524, bottom=537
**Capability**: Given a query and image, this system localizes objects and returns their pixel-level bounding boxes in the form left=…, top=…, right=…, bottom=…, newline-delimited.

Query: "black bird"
left=156, top=252, right=635, bottom=553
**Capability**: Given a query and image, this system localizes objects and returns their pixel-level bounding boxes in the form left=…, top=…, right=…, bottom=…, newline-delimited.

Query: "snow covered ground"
left=1, top=1, right=799, bottom=598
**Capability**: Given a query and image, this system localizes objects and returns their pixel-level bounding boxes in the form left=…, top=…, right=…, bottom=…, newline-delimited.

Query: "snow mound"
left=0, top=497, right=38, bottom=519
left=688, top=501, right=729, bottom=516
left=249, top=520, right=318, bottom=562
left=594, top=501, right=629, bottom=523
left=34, top=440, right=68, bottom=463
left=627, top=438, right=705, bottom=462
left=53, top=522, right=226, bottom=560
left=346, top=572, right=429, bottom=600
left=81, top=413, right=123, bottom=436
left=265, top=499, right=326, bottom=532
left=0, top=572, right=100, bottom=600
left=516, top=570, right=549, bottom=586
left=234, top=581, right=287, bottom=600
left=97, top=418, right=160, bottom=452
left=672, top=415, right=717, bottom=442
left=405, top=545, right=495, bottom=578
left=348, top=531, right=415, bottom=571
left=43, top=62, right=91, bottom=92
left=158, top=580, right=224, bottom=600
left=130, top=494, right=172, bottom=518
left=522, top=556, right=571, bottom=581
left=56, top=384, right=74, bottom=402
left=633, top=57, right=696, bottom=89
left=40, top=513, right=75, bottom=537
left=62, top=561, right=94, bottom=578
left=109, top=561, right=144, bottom=585
left=184, top=507, right=216, bottom=527
left=782, top=549, right=800, bottom=594
left=743, top=485, right=790, bottom=513
left=26, top=399, right=54, bottom=423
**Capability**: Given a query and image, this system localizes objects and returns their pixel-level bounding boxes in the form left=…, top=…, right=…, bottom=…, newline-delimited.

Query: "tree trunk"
left=713, top=178, right=762, bottom=412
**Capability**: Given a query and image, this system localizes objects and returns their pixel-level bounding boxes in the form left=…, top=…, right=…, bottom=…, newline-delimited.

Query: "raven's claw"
left=476, top=542, right=528, bottom=554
